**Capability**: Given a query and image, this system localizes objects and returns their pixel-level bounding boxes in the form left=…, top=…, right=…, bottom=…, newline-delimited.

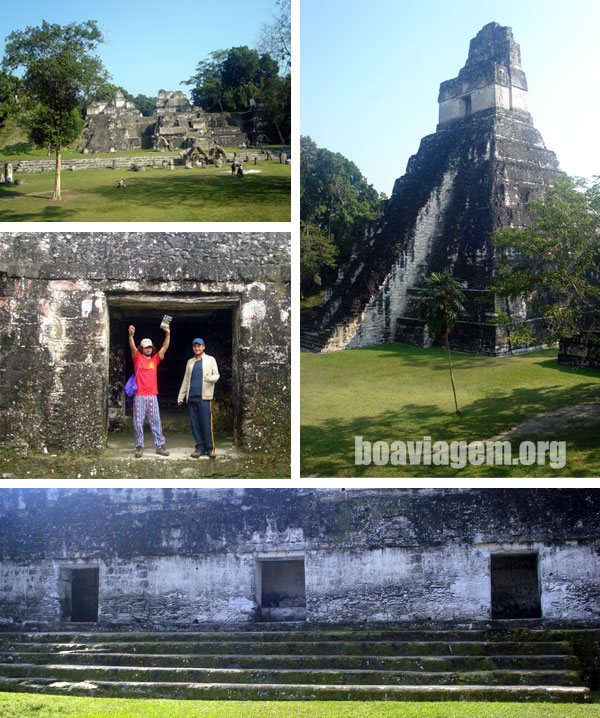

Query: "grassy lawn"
left=0, top=162, right=290, bottom=221
left=1, top=695, right=599, bottom=718
left=301, top=344, right=600, bottom=477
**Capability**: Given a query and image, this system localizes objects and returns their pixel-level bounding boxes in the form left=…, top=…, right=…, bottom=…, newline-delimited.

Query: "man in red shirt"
left=128, top=324, right=171, bottom=458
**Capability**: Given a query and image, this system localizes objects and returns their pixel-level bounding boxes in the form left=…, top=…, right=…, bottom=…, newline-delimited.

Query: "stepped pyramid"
left=305, top=23, right=559, bottom=354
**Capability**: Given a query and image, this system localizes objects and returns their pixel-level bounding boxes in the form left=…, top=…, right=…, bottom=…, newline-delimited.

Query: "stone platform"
left=0, top=626, right=593, bottom=701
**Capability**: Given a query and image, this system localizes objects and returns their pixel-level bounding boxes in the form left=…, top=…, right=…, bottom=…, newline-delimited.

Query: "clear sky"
left=301, top=0, right=600, bottom=194
left=1, top=0, right=277, bottom=99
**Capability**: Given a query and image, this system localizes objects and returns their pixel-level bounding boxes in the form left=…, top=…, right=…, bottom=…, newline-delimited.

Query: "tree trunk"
left=52, top=146, right=61, bottom=201
left=445, top=334, right=460, bottom=414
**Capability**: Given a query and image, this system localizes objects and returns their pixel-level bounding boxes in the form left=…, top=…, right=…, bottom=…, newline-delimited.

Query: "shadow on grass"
left=301, top=381, right=600, bottom=477
left=0, top=170, right=290, bottom=221
left=88, top=172, right=291, bottom=207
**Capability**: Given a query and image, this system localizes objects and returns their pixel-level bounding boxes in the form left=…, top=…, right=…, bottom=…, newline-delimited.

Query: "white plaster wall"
left=101, top=555, right=257, bottom=624
left=540, top=544, right=600, bottom=621
left=511, top=86, right=528, bottom=112
left=305, top=545, right=490, bottom=622
left=471, top=85, right=496, bottom=113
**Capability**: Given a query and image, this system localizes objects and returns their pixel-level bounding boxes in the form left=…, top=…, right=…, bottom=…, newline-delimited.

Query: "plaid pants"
left=132, top=395, right=165, bottom=448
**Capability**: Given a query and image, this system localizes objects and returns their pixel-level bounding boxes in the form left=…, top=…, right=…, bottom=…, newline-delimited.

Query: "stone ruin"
left=0, top=233, right=290, bottom=456
left=80, top=89, right=249, bottom=154
left=1, top=488, right=598, bottom=628
left=302, top=23, right=560, bottom=354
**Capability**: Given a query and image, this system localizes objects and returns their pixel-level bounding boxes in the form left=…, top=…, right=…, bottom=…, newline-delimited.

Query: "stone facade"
left=0, top=489, right=598, bottom=629
left=81, top=89, right=248, bottom=154
left=0, top=233, right=290, bottom=454
left=304, top=23, right=559, bottom=354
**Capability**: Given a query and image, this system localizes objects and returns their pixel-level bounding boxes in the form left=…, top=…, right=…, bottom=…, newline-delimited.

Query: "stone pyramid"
left=306, top=22, right=559, bottom=354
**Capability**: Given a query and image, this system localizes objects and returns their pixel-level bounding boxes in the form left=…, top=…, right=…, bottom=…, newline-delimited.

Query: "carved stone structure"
left=303, top=23, right=559, bottom=354
left=0, top=488, right=598, bottom=628
left=0, top=233, right=290, bottom=455
left=80, top=89, right=248, bottom=154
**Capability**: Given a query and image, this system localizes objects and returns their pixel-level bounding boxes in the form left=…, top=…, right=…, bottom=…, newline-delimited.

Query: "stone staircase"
left=0, top=626, right=592, bottom=702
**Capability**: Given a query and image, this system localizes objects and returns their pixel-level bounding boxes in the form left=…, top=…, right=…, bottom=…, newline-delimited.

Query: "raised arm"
left=158, top=326, right=171, bottom=359
left=128, top=325, right=138, bottom=359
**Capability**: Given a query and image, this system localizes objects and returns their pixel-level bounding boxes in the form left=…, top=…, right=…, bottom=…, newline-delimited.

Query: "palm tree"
left=421, top=272, right=466, bottom=414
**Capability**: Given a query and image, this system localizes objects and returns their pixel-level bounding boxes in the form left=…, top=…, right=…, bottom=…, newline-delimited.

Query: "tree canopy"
left=182, top=45, right=290, bottom=143
left=2, top=19, right=108, bottom=199
left=256, top=0, right=291, bottom=73
left=494, top=175, right=600, bottom=342
left=300, top=135, right=381, bottom=295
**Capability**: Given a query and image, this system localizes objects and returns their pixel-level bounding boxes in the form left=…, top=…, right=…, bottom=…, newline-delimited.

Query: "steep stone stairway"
left=0, top=627, right=592, bottom=702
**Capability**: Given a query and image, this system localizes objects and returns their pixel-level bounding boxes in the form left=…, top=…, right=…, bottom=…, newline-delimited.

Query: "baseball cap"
left=140, top=338, right=153, bottom=348
left=192, top=338, right=205, bottom=345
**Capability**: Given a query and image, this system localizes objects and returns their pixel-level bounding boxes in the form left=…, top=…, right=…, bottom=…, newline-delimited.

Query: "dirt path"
left=494, top=400, right=600, bottom=440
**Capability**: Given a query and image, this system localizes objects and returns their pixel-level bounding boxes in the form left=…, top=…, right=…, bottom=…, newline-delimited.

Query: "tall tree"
left=2, top=20, right=108, bottom=200
left=256, top=0, right=291, bottom=73
left=300, top=135, right=381, bottom=293
left=494, top=175, right=600, bottom=343
left=300, top=221, right=339, bottom=297
left=421, top=273, right=466, bottom=414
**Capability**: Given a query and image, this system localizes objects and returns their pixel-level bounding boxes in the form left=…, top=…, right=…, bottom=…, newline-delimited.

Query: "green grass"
left=0, top=162, right=290, bottom=221
left=1, top=695, right=599, bottom=718
left=301, top=344, right=600, bottom=477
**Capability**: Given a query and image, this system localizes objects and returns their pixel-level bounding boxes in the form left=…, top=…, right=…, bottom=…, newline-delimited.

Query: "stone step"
left=0, top=651, right=579, bottom=672
left=0, top=677, right=590, bottom=702
left=4, top=639, right=575, bottom=657
left=0, top=663, right=585, bottom=687
left=0, top=628, right=582, bottom=643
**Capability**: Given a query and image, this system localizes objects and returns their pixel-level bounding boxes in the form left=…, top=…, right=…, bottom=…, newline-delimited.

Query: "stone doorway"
left=107, top=294, right=239, bottom=452
left=491, top=553, right=541, bottom=619
left=256, top=558, right=306, bottom=621
left=59, top=567, right=99, bottom=623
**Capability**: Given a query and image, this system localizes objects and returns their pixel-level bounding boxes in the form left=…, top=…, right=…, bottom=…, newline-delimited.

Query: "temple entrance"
left=59, top=567, right=99, bottom=623
left=491, top=553, right=541, bottom=619
left=107, top=294, right=239, bottom=452
left=257, top=557, right=306, bottom=621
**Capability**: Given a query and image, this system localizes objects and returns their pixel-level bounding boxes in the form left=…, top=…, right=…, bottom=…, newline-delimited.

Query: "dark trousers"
left=188, top=399, right=215, bottom=454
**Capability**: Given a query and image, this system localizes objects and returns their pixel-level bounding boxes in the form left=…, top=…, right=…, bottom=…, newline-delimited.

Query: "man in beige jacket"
left=177, top=338, right=220, bottom=458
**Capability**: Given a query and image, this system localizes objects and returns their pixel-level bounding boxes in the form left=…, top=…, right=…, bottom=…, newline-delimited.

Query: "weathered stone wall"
left=0, top=233, right=290, bottom=453
left=0, top=489, right=598, bottom=629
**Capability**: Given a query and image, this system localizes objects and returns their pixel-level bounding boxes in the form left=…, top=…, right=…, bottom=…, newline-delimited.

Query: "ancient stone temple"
left=0, top=489, right=598, bottom=701
left=304, top=23, right=559, bottom=354
left=80, top=89, right=249, bottom=154
left=0, top=233, right=290, bottom=456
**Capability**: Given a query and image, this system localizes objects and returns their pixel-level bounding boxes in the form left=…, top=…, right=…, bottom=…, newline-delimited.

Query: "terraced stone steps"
left=0, top=628, right=591, bottom=702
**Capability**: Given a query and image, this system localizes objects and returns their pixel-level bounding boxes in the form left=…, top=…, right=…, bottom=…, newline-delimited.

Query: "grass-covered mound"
left=0, top=162, right=290, bottom=221
left=301, top=345, right=600, bottom=477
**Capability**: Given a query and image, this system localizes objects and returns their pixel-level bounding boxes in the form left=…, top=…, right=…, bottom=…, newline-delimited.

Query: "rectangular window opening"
left=258, top=558, right=306, bottom=622
left=491, top=553, right=541, bottom=619
left=59, top=567, right=99, bottom=623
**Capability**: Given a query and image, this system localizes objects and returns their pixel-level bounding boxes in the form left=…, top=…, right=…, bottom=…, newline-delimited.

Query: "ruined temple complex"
left=302, top=23, right=560, bottom=354
left=80, top=89, right=249, bottom=154
left=0, top=488, right=598, bottom=702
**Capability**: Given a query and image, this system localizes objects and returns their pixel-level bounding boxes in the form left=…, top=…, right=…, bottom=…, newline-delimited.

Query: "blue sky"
left=1, top=0, right=277, bottom=98
left=302, top=0, right=600, bottom=193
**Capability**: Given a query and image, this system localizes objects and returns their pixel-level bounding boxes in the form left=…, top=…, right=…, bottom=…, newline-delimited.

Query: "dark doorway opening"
left=491, top=553, right=541, bottom=619
left=107, top=295, right=239, bottom=444
left=258, top=558, right=306, bottom=621
left=59, top=567, right=99, bottom=622
left=462, top=94, right=472, bottom=117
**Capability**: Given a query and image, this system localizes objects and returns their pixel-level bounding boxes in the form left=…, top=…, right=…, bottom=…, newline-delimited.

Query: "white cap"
left=140, top=338, right=153, bottom=348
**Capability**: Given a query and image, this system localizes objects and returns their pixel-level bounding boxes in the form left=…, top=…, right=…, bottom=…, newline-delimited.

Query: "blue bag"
left=124, top=373, right=138, bottom=398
